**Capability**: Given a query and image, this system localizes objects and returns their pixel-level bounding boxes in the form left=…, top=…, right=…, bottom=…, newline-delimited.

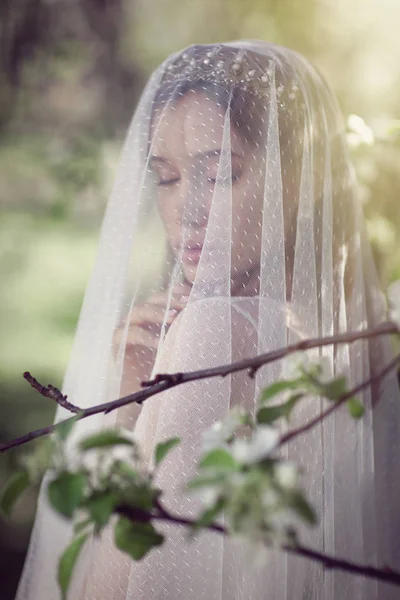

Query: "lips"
left=182, top=240, right=204, bottom=263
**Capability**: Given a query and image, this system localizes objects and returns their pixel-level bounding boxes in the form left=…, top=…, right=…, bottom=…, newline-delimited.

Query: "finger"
left=145, top=294, right=185, bottom=311
left=172, top=282, right=192, bottom=300
left=130, top=304, right=178, bottom=326
left=124, top=327, right=160, bottom=350
left=147, top=283, right=192, bottom=307
left=137, top=314, right=179, bottom=335
left=173, top=282, right=192, bottom=303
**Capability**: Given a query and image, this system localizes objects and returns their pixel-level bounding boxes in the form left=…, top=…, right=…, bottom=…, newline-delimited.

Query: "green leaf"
left=83, top=491, right=118, bottom=527
left=58, top=532, right=89, bottom=600
left=257, top=405, right=287, bottom=424
left=259, top=380, right=302, bottom=405
left=199, top=448, right=239, bottom=471
left=114, top=518, right=164, bottom=560
left=115, top=461, right=138, bottom=479
left=113, top=461, right=138, bottom=480
left=122, top=484, right=160, bottom=511
left=186, top=473, right=223, bottom=491
left=0, top=470, right=30, bottom=518
left=256, top=458, right=276, bottom=474
left=347, top=397, right=365, bottom=419
left=154, top=437, right=180, bottom=467
left=79, top=430, right=134, bottom=451
left=321, top=377, right=348, bottom=401
left=288, top=491, right=317, bottom=525
left=73, top=518, right=92, bottom=535
left=256, top=394, right=303, bottom=425
left=48, top=471, right=86, bottom=518
left=23, top=439, right=54, bottom=483
left=55, top=415, right=81, bottom=441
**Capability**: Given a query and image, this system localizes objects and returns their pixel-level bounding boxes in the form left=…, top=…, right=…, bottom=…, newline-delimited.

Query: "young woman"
left=16, top=41, right=400, bottom=600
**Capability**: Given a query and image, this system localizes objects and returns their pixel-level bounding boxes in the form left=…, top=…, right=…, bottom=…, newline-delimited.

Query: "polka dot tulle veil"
left=16, top=41, right=400, bottom=600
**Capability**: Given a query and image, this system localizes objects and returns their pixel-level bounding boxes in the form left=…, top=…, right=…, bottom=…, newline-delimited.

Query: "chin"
left=182, top=264, right=197, bottom=284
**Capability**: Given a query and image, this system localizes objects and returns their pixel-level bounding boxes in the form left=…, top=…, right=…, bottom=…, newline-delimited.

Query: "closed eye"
left=157, top=177, right=180, bottom=186
left=207, top=173, right=241, bottom=184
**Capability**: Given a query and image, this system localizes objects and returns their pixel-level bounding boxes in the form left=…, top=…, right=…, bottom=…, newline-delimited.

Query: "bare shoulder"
left=153, top=309, right=185, bottom=373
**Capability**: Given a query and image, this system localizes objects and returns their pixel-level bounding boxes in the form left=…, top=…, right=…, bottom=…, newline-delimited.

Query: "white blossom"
left=282, top=352, right=333, bottom=386
left=261, top=487, right=280, bottom=508
left=201, top=406, right=248, bottom=452
left=346, top=114, right=374, bottom=147
left=274, top=462, right=298, bottom=490
left=387, top=280, right=400, bottom=329
left=67, top=428, right=143, bottom=486
left=196, top=485, right=220, bottom=508
left=230, top=426, right=279, bottom=465
left=281, top=351, right=311, bottom=380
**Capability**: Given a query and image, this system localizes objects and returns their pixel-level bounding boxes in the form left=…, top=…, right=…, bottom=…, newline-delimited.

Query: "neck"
left=183, top=264, right=292, bottom=300
left=231, top=265, right=261, bottom=297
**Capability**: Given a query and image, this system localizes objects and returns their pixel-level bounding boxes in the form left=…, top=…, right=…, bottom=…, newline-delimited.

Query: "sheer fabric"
left=16, top=41, right=400, bottom=600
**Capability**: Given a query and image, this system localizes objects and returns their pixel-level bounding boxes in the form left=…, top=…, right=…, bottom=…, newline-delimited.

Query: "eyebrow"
left=149, top=149, right=243, bottom=164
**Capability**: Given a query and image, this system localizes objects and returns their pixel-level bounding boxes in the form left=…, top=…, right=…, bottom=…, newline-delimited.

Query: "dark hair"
left=151, top=44, right=307, bottom=147
left=153, top=79, right=267, bottom=147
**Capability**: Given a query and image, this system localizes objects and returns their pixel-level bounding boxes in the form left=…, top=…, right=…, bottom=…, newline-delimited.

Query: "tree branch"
left=117, top=497, right=400, bottom=587
left=144, top=321, right=398, bottom=384
left=0, top=322, right=398, bottom=454
left=23, top=372, right=81, bottom=413
left=289, top=544, right=400, bottom=586
left=2, top=322, right=400, bottom=589
left=280, top=351, right=400, bottom=446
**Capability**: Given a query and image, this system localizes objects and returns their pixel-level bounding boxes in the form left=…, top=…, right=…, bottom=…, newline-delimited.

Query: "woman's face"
left=149, top=91, right=266, bottom=290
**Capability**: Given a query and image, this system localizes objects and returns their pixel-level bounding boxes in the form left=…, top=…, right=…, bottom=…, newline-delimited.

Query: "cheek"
left=232, top=177, right=264, bottom=235
left=157, top=192, right=180, bottom=233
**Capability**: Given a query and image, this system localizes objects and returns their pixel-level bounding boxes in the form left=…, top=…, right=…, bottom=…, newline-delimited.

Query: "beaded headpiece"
left=161, top=46, right=300, bottom=101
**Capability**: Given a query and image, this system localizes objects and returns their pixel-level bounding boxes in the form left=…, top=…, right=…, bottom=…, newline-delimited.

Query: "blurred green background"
left=0, top=0, right=399, bottom=597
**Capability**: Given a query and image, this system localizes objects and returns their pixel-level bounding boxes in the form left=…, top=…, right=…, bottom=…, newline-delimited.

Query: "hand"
left=114, top=283, right=191, bottom=356
left=113, top=283, right=191, bottom=423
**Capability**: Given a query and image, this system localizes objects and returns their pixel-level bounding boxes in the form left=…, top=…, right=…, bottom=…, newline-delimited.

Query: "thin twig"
left=144, top=321, right=398, bottom=384
left=289, top=544, right=400, bottom=585
left=0, top=379, right=168, bottom=453
left=23, top=372, right=81, bottom=413
left=0, top=322, right=398, bottom=454
left=280, top=352, right=400, bottom=446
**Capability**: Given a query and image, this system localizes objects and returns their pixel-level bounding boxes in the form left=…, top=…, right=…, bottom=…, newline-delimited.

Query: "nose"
left=181, top=176, right=210, bottom=229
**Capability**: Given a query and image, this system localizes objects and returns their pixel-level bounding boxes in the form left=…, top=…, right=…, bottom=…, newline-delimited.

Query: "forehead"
left=151, top=91, right=242, bottom=159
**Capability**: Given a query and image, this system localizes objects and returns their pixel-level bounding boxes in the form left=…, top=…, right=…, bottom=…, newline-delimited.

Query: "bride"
left=15, top=41, right=400, bottom=600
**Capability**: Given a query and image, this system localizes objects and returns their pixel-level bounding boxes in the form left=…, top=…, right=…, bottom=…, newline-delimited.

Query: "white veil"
left=15, top=41, right=400, bottom=600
